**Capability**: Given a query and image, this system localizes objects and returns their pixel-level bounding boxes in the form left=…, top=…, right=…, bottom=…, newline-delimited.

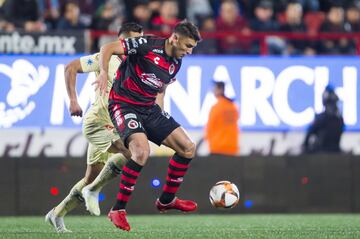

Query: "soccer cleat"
left=45, top=208, right=72, bottom=233
left=82, top=185, right=101, bottom=216
left=108, top=209, right=131, bottom=231
left=155, top=197, right=197, bottom=212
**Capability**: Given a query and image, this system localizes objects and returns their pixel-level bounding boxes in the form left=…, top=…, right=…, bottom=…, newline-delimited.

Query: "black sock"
left=113, top=159, right=142, bottom=210
left=159, top=154, right=192, bottom=204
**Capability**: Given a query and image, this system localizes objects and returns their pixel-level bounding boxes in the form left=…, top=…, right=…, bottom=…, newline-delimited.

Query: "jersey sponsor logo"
left=128, top=119, right=139, bottom=129
left=169, top=64, right=175, bottom=74
left=140, top=73, right=164, bottom=89
left=152, top=49, right=163, bottom=54
left=114, top=113, right=123, bottom=127
left=113, top=106, right=123, bottom=128
left=124, top=113, right=137, bottom=120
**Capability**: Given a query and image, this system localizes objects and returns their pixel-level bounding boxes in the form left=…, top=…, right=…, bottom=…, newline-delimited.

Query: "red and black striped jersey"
left=111, top=35, right=181, bottom=106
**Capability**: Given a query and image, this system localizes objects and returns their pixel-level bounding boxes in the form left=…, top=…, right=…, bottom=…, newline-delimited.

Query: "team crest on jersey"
left=128, top=119, right=139, bottom=129
left=128, top=49, right=137, bottom=54
left=169, top=64, right=175, bottom=74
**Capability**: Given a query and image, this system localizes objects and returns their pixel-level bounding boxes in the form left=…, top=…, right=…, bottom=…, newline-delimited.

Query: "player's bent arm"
left=65, top=59, right=83, bottom=100
left=64, top=59, right=84, bottom=116
left=97, top=41, right=125, bottom=95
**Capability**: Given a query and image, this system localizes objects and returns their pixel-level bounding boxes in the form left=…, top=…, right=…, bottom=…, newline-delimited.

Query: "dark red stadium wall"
left=0, top=155, right=359, bottom=215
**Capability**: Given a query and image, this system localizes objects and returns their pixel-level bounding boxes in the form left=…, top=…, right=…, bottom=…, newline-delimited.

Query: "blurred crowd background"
left=1, top=0, right=360, bottom=54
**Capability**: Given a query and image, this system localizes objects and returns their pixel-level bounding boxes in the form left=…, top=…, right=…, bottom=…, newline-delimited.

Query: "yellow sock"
left=88, top=154, right=127, bottom=191
left=54, top=178, right=87, bottom=217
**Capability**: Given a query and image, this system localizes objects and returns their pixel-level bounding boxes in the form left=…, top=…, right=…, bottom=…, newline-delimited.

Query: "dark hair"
left=328, top=3, right=343, bottom=10
left=287, top=0, right=301, bottom=6
left=174, top=20, right=202, bottom=42
left=323, top=85, right=339, bottom=106
left=214, top=81, right=225, bottom=90
left=288, top=0, right=301, bottom=4
left=118, top=22, right=143, bottom=37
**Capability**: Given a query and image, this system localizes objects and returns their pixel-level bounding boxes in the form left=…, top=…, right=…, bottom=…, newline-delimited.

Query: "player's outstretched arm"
left=94, top=41, right=125, bottom=96
left=64, top=59, right=84, bottom=117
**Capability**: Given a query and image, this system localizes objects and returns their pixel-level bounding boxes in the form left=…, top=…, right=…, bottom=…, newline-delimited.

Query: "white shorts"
left=82, top=106, right=123, bottom=165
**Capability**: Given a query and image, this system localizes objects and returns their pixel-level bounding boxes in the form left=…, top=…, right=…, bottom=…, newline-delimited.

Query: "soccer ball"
left=209, top=181, right=240, bottom=208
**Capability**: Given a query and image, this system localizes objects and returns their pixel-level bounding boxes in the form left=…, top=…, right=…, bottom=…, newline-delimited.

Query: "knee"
left=179, top=140, right=196, bottom=159
left=83, top=173, right=97, bottom=185
left=111, top=140, right=132, bottom=159
left=130, top=144, right=150, bottom=165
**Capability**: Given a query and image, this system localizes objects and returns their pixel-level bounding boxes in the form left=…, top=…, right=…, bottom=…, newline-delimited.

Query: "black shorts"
left=109, top=101, right=180, bottom=146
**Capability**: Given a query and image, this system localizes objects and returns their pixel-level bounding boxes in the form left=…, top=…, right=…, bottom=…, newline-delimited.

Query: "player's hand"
left=92, top=71, right=108, bottom=96
left=69, top=100, right=83, bottom=117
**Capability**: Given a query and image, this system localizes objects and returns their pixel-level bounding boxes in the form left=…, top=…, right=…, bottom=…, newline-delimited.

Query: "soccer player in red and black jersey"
left=94, top=20, right=201, bottom=231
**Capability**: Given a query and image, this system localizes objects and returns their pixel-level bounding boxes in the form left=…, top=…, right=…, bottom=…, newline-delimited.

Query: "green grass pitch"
left=1, top=214, right=360, bottom=239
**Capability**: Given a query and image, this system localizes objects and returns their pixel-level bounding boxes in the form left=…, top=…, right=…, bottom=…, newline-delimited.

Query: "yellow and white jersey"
left=80, top=53, right=122, bottom=110
left=80, top=53, right=122, bottom=158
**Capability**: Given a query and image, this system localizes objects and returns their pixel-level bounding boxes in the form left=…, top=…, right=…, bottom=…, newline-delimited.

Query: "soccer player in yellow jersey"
left=45, top=23, right=143, bottom=233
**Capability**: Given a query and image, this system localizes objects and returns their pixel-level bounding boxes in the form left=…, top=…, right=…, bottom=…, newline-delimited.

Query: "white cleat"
left=82, top=185, right=101, bottom=216
left=45, top=208, right=72, bottom=233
